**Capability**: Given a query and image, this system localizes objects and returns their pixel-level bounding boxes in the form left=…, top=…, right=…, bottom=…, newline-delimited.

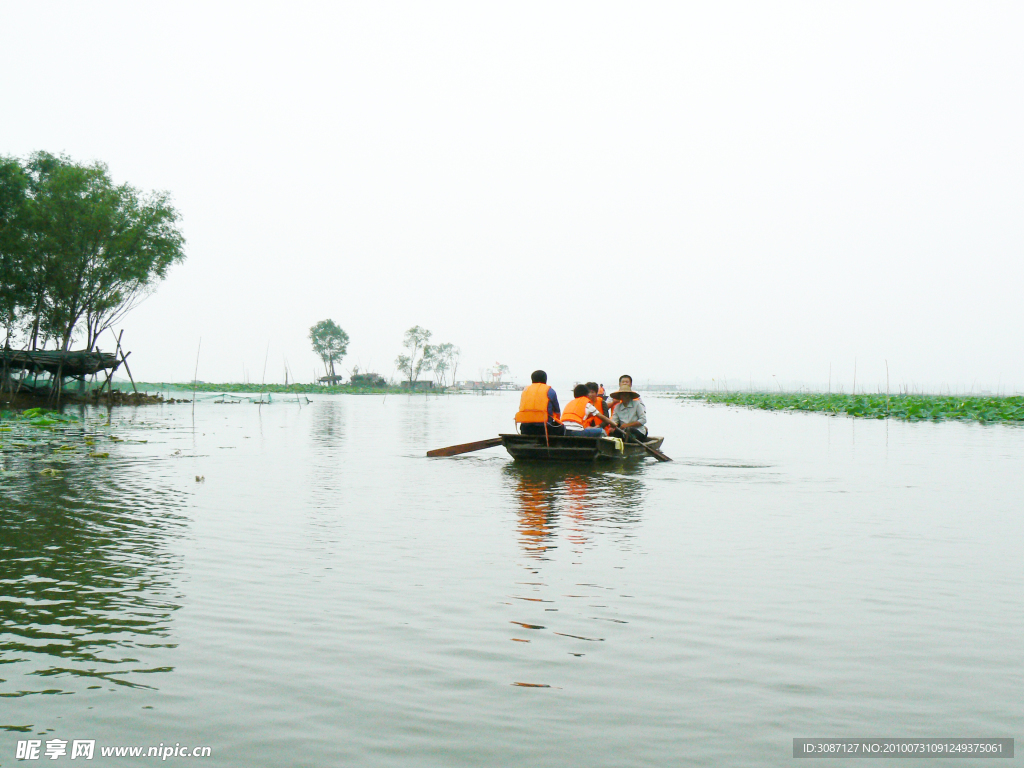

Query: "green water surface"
left=1, top=394, right=1021, bottom=766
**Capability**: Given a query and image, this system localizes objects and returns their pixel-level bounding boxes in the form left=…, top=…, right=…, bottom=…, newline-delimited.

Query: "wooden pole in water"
left=111, top=330, right=137, bottom=396
left=50, top=357, right=65, bottom=406
left=192, top=338, right=202, bottom=421
left=382, top=364, right=397, bottom=404
left=260, top=342, right=269, bottom=408
left=0, top=343, right=12, bottom=405
left=1, top=341, right=7, bottom=405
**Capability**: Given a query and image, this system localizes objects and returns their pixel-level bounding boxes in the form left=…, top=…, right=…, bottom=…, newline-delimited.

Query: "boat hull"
left=499, top=434, right=665, bottom=462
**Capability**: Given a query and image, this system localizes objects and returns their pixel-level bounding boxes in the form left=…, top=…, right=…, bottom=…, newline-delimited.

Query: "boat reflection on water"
left=501, top=462, right=648, bottom=559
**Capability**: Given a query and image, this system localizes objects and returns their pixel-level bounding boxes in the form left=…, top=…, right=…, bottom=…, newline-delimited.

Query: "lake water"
left=2, top=392, right=1021, bottom=766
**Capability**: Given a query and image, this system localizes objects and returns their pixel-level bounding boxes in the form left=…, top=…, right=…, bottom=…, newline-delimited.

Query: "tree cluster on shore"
left=395, top=326, right=460, bottom=387
left=0, top=152, right=185, bottom=353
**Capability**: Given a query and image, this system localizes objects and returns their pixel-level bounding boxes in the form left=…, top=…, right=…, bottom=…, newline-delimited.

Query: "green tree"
left=426, top=342, right=460, bottom=387
left=11, top=152, right=185, bottom=351
left=445, top=345, right=461, bottom=386
left=0, top=157, right=32, bottom=341
left=309, top=319, right=349, bottom=379
left=425, top=345, right=445, bottom=386
left=395, top=325, right=431, bottom=383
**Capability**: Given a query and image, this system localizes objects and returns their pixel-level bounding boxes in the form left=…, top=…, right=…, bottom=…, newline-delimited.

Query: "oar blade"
left=615, top=428, right=672, bottom=461
left=427, top=436, right=503, bottom=458
left=639, top=438, right=671, bottom=461
left=646, top=445, right=672, bottom=461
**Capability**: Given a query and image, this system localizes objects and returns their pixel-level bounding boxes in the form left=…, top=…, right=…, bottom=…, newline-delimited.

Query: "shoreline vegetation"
left=682, top=391, right=1024, bottom=423
left=117, top=382, right=462, bottom=396
left=1, top=151, right=185, bottom=405
left=0, top=152, right=185, bottom=361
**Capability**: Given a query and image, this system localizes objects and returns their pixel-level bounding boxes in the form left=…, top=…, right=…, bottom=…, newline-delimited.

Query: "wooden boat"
left=500, top=433, right=665, bottom=462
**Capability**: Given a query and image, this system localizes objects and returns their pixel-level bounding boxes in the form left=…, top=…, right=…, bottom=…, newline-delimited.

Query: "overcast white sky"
left=3, top=2, right=1022, bottom=393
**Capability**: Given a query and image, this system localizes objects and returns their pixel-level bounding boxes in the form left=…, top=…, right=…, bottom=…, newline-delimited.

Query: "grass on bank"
left=116, top=382, right=452, bottom=396
left=681, top=392, right=1024, bottom=423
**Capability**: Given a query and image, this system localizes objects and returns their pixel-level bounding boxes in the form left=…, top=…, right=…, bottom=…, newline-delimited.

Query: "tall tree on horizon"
left=309, top=319, right=349, bottom=380
left=426, top=342, right=460, bottom=387
left=395, top=325, right=431, bottom=383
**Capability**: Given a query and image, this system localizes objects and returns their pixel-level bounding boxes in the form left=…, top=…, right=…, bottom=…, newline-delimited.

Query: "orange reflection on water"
left=563, top=474, right=591, bottom=549
left=504, top=462, right=646, bottom=558
left=513, top=473, right=558, bottom=558
left=507, top=467, right=600, bottom=558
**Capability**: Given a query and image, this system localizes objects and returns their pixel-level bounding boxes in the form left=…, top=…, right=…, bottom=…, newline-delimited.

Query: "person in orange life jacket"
left=585, top=382, right=607, bottom=428
left=561, top=384, right=608, bottom=437
left=515, top=369, right=565, bottom=436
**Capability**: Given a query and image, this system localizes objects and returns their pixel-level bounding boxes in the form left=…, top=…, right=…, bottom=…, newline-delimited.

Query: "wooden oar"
left=427, top=436, right=503, bottom=458
left=615, top=428, right=672, bottom=462
left=593, top=412, right=672, bottom=461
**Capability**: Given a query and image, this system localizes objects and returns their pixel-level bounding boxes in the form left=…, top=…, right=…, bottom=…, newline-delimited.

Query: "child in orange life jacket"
left=561, top=384, right=608, bottom=437
left=585, top=382, right=607, bottom=427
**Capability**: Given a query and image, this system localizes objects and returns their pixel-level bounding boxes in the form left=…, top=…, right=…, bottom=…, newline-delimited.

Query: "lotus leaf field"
left=0, top=408, right=143, bottom=471
left=682, top=392, right=1024, bottom=423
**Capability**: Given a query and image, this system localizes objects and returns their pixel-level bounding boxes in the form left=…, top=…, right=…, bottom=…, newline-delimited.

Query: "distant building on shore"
left=351, top=373, right=388, bottom=388
left=457, top=380, right=522, bottom=391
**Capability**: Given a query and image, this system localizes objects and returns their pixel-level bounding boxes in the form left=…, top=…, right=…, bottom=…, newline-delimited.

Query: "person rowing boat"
left=593, top=385, right=650, bottom=442
left=430, top=371, right=668, bottom=460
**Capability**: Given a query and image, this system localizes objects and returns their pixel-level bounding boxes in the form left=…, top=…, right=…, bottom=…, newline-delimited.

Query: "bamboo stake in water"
left=259, top=342, right=269, bottom=408
left=192, top=338, right=202, bottom=421
left=111, top=329, right=138, bottom=396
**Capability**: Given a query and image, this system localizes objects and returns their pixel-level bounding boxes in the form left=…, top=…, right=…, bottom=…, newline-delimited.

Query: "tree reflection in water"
left=0, top=437, right=187, bottom=701
left=307, top=399, right=348, bottom=512
left=502, top=462, right=648, bottom=559
left=310, top=398, right=347, bottom=451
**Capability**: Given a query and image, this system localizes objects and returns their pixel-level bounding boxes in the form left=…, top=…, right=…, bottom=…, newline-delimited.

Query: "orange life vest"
left=561, top=396, right=591, bottom=426
left=515, top=383, right=559, bottom=424
left=584, top=395, right=605, bottom=427
left=604, top=399, right=618, bottom=434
